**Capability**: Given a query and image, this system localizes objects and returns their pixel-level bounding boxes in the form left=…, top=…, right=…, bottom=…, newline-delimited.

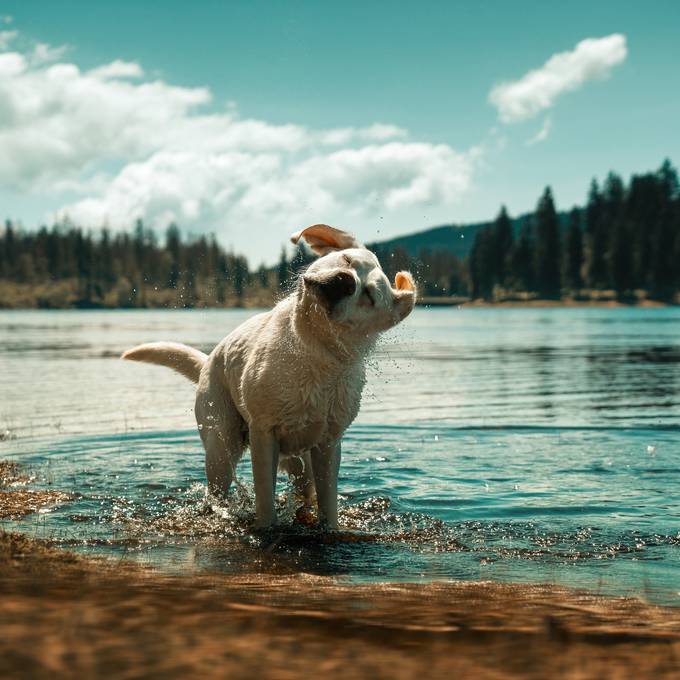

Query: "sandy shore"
left=1, top=531, right=680, bottom=679
left=2, top=459, right=680, bottom=680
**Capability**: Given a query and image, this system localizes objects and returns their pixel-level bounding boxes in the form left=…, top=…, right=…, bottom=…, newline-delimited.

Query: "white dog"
left=122, top=224, right=416, bottom=529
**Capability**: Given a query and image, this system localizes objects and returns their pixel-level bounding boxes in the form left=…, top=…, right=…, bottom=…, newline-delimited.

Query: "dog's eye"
left=363, top=287, right=375, bottom=306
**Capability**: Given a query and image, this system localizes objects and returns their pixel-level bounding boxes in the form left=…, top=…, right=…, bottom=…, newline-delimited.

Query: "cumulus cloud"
left=30, top=42, right=70, bottom=65
left=489, top=34, right=627, bottom=123
left=58, top=142, right=477, bottom=235
left=0, top=29, right=16, bottom=49
left=88, top=60, right=144, bottom=79
left=0, top=35, right=479, bottom=261
left=526, top=117, right=552, bottom=146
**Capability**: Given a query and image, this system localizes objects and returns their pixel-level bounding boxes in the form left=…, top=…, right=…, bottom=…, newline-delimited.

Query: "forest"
left=0, top=159, right=678, bottom=308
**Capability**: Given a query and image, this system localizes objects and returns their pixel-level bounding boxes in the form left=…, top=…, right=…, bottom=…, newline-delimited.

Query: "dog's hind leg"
left=281, top=451, right=315, bottom=507
left=195, top=386, right=245, bottom=499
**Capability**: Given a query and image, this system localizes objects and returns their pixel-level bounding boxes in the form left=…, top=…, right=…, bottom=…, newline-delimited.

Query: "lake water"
left=1, top=307, right=680, bottom=603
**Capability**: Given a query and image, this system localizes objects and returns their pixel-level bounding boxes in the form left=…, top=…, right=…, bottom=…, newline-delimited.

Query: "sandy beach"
left=2, top=469, right=680, bottom=679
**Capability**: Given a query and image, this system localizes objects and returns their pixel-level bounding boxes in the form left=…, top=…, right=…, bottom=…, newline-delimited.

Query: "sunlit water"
left=1, top=307, right=679, bottom=603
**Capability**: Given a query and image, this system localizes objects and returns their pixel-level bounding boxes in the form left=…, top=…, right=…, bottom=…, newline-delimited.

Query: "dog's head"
left=291, top=224, right=416, bottom=334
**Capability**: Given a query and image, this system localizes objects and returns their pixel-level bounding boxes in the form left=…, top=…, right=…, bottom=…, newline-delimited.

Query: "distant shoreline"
left=0, top=298, right=674, bottom=310
left=0, top=279, right=676, bottom=310
left=418, top=296, right=674, bottom=308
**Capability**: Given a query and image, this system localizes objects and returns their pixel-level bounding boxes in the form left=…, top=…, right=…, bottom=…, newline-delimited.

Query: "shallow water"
left=1, top=307, right=680, bottom=603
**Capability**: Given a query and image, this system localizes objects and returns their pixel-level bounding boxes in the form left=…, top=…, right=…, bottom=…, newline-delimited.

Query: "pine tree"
left=564, top=208, right=583, bottom=291
left=650, top=160, right=680, bottom=298
left=584, top=179, right=608, bottom=288
left=601, top=172, right=625, bottom=292
left=277, top=247, right=289, bottom=291
left=533, top=187, right=561, bottom=298
left=469, top=227, right=496, bottom=299
left=165, top=223, right=181, bottom=289
left=511, top=221, right=535, bottom=293
left=493, top=205, right=513, bottom=287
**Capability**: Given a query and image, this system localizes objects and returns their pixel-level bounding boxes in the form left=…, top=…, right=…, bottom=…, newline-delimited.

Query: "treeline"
left=1, top=159, right=679, bottom=308
left=0, top=221, right=268, bottom=308
left=468, top=159, right=680, bottom=301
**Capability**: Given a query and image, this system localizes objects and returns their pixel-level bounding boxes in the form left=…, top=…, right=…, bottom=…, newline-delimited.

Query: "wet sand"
left=2, top=506, right=680, bottom=677
left=0, top=460, right=72, bottom=520
left=2, top=460, right=680, bottom=677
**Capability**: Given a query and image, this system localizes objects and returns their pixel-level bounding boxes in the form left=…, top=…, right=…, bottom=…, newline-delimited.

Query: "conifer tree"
left=493, top=205, right=513, bottom=287
left=533, top=187, right=561, bottom=298
left=277, top=247, right=289, bottom=290
left=564, top=208, right=583, bottom=291
left=584, top=179, right=608, bottom=288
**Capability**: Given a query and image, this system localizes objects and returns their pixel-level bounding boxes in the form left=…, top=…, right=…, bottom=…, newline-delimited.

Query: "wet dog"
left=122, top=224, right=416, bottom=529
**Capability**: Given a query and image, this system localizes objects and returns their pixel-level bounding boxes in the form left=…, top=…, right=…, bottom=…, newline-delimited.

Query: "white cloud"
left=0, top=35, right=479, bottom=261
left=317, top=123, right=408, bottom=146
left=30, top=42, right=69, bottom=65
left=88, top=60, right=144, bottom=79
left=57, top=143, right=478, bottom=254
left=526, top=117, right=552, bottom=146
left=0, top=29, right=16, bottom=49
left=489, top=34, right=627, bottom=123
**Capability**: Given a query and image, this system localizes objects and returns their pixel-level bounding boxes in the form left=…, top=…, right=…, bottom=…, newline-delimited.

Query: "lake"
left=1, top=307, right=679, bottom=603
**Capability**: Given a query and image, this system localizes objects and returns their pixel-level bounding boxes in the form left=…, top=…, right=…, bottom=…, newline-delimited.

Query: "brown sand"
left=0, top=460, right=72, bottom=519
left=1, top=461, right=679, bottom=678
left=0, top=530, right=679, bottom=679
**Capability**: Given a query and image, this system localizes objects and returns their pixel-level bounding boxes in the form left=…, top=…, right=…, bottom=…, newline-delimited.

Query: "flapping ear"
left=394, top=271, right=416, bottom=292
left=290, top=224, right=362, bottom=257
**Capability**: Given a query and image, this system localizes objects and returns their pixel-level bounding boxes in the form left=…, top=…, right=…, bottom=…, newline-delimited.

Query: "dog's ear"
left=394, top=271, right=416, bottom=292
left=290, top=224, right=362, bottom=256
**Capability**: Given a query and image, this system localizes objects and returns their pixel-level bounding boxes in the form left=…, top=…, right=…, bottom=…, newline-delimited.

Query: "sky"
left=1, top=1, right=679, bottom=264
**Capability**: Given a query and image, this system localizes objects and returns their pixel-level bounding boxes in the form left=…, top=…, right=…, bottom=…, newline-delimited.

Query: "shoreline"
left=2, top=279, right=678, bottom=310
left=0, top=297, right=676, bottom=310
left=419, top=296, right=675, bottom=308
left=1, top=529, right=679, bottom=678
left=2, top=460, right=680, bottom=679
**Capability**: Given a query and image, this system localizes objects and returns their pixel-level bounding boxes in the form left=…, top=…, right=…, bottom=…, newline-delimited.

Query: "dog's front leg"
left=311, top=440, right=341, bottom=530
left=250, top=428, right=279, bottom=529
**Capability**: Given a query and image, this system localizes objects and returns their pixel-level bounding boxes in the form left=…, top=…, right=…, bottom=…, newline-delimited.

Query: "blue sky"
left=1, top=1, right=679, bottom=263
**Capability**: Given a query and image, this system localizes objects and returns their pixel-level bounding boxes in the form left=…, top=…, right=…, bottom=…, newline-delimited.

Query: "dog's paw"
left=294, top=505, right=317, bottom=527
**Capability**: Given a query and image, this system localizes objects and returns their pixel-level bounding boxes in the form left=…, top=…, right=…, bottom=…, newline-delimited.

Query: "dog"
left=122, top=224, right=416, bottom=529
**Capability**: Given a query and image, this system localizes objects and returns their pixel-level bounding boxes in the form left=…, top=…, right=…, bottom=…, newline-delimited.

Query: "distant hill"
left=370, top=211, right=571, bottom=260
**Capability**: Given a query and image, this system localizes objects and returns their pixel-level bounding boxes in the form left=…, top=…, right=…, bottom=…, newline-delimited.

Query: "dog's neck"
left=292, top=293, right=375, bottom=368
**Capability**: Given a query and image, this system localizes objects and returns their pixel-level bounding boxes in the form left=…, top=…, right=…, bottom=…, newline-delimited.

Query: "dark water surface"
left=1, top=308, right=679, bottom=602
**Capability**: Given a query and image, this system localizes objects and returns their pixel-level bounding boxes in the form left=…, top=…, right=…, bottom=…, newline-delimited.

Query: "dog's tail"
left=121, top=342, right=207, bottom=383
